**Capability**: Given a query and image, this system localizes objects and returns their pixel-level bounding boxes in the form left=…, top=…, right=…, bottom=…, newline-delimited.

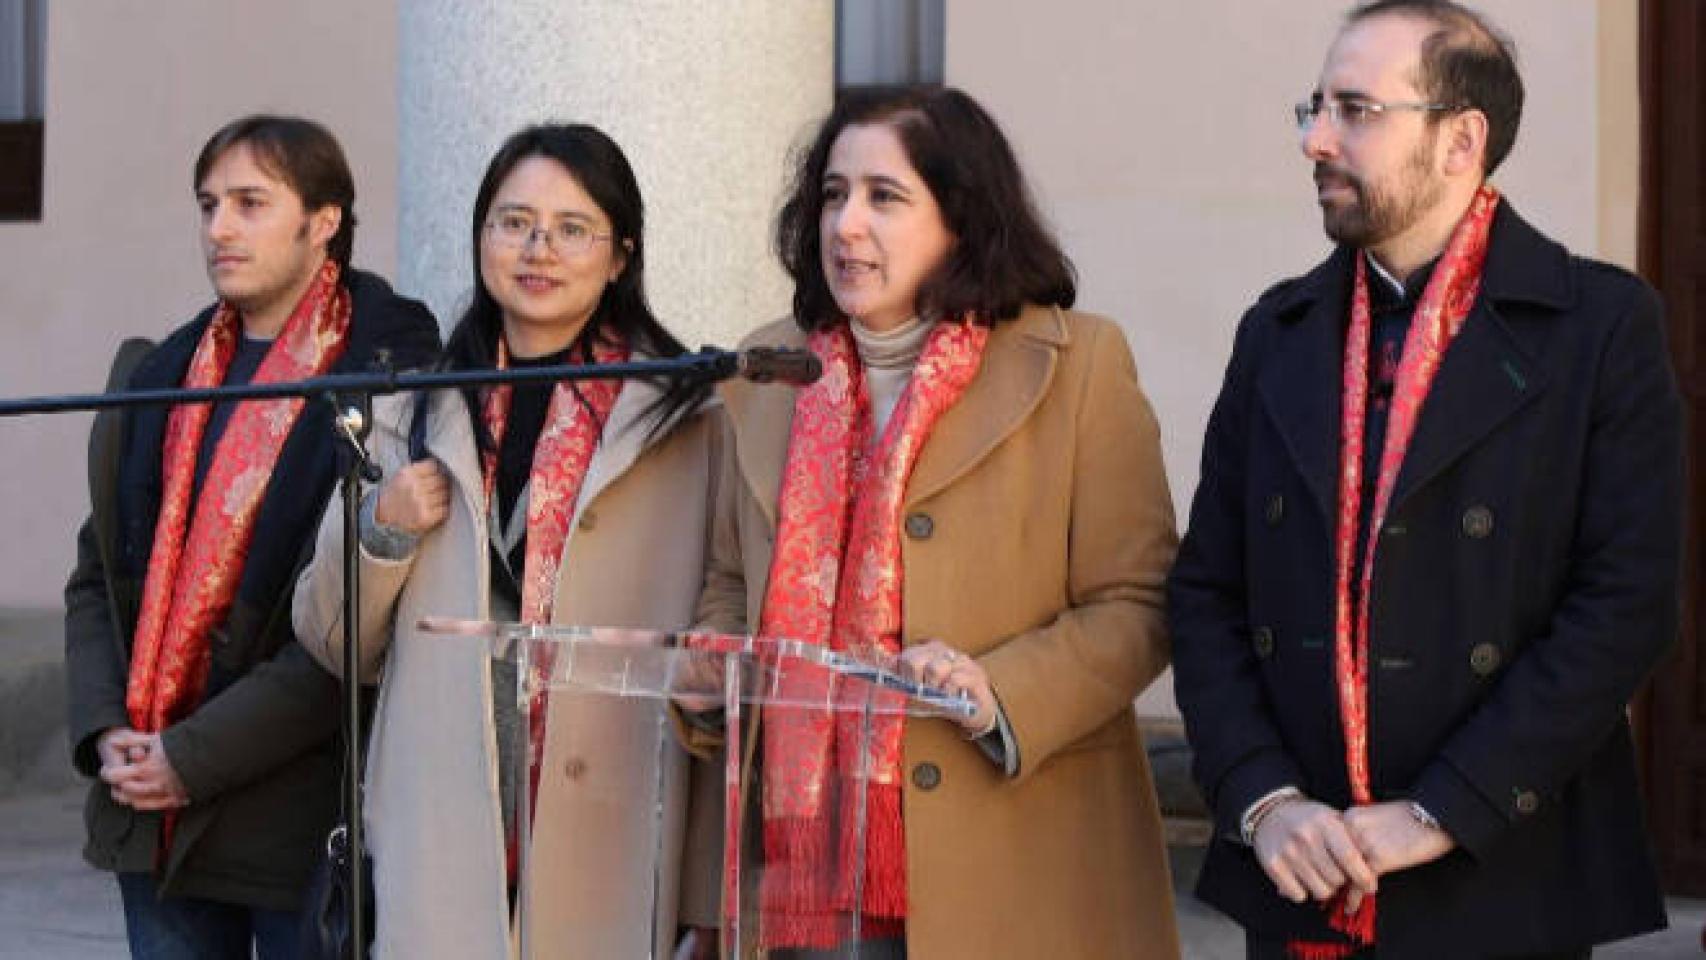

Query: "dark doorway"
left=1639, top=0, right=1706, bottom=896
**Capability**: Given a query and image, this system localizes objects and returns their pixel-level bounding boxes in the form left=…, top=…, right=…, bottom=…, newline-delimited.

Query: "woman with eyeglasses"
left=293, top=123, right=717, bottom=958
left=686, top=86, right=1182, bottom=959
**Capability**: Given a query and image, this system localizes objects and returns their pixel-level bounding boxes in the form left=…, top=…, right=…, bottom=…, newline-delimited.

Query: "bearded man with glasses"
left=1170, top=3, right=1681, bottom=957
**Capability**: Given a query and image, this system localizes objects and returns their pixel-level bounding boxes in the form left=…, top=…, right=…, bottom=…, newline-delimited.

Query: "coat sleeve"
left=693, top=406, right=750, bottom=638
left=64, top=516, right=131, bottom=778
left=64, top=338, right=156, bottom=778
left=1167, top=309, right=1308, bottom=838
left=160, top=639, right=342, bottom=801
left=291, top=400, right=421, bottom=685
left=1410, top=282, right=1684, bottom=857
left=978, top=319, right=1178, bottom=783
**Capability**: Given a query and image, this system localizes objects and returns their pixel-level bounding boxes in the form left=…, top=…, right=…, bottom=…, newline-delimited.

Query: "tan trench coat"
left=695, top=305, right=1182, bottom=959
left=294, top=373, right=720, bottom=959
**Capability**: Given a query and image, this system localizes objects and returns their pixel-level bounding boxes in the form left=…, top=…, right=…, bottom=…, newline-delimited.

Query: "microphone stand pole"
left=0, top=345, right=817, bottom=960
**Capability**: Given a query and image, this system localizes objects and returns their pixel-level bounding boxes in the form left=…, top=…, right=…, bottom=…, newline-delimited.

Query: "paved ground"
left=2, top=785, right=1700, bottom=959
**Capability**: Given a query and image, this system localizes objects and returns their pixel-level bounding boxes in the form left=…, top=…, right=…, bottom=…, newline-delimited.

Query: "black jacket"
left=64, top=269, right=439, bottom=910
left=1168, top=203, right=1682, bottom=957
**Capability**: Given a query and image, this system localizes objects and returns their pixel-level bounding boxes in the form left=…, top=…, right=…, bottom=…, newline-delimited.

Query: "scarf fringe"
left=761, top=816, right=833, bottom=931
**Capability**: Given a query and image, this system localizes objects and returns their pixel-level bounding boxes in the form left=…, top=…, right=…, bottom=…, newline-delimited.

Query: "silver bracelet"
left=1406, top=800, right=1441, bottom=831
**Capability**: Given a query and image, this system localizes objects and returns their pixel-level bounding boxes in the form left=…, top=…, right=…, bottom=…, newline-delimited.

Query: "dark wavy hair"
left=1348, top=0, right=1524, bottom=174
left=776, top=85, right=1075, bottom=331
left=433, top=123, right=707, bottom=448
left=194, top=115, right=358, bottom=273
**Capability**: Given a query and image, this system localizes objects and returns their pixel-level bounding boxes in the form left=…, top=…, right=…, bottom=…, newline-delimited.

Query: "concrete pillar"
left=398, top=2, right=835, bottom=350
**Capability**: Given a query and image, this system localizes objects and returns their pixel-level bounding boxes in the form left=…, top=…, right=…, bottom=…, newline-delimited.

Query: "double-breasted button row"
left=1461, top=505, right=1494, bottom=539
left=904, top=512, right=934, bottom=540
left=1252, top=626, right=1276, bottom=659
left=1469, top=642, right=1502, bottom=676
left=911, top=761, right=942, bottom=791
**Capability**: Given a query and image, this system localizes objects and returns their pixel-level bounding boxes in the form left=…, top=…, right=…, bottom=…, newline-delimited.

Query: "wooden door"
left=1640, top=0, right=1706, bottom=896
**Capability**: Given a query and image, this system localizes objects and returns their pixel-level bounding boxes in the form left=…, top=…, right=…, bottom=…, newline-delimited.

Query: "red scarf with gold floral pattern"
left=1298, top=185, right=1499, bottom=959
left=127, top=258, right=351, bottom=736
left=481, top=333, right=628, bottom=832
left=758, top=318, right=988, bottom=948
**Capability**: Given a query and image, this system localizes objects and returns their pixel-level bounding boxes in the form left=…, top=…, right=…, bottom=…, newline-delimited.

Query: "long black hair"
left=430, top=122, right=708, bottom=450
left=776, top=85, right=1075, bottom=331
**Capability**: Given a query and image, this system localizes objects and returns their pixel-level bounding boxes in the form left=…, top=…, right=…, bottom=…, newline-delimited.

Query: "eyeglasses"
left=483, top=212, right=614, bottom=257
left=1294, top=95, right=1462, bottom=132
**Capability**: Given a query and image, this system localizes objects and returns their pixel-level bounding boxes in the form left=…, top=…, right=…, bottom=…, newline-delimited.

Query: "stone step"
left=0, top=607, right=77, bottom=800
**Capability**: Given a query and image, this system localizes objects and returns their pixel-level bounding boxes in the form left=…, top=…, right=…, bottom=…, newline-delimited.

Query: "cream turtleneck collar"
left=849, top=316, right=929, bottom=436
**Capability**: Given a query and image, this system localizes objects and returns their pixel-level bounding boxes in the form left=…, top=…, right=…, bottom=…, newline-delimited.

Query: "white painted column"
left=398, top=2, right=835, bottom=350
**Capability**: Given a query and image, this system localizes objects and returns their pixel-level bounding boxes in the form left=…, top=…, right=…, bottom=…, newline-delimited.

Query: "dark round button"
left=578, top=510, right=598, bottom=532
left=904, top=513, right=935, bottom=540
left=1462, top=505, right=1494, bottom=539
left=911, top=762, right=942, bottom=791
left=563, top=757, right=587, bottom=780
left=1469, top=642, right=1502, bottom=676
left=1265, top=493, right=1285, bottom=526
left=1514, top=790, right=1540, bottom=815
left=1252, top=626, right=1276, bottom=659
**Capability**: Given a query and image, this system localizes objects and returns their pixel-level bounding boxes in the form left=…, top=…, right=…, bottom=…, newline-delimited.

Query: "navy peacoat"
left=1168, top=202, right=1683, bottom=958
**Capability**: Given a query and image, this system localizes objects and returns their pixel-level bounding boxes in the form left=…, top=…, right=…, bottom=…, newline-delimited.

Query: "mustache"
left=1313, top=163, right=1362, bottom=192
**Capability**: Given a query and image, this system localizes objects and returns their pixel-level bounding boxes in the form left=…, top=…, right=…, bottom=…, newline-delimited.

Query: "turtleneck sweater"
left=849, top=315, right=930, bottom=437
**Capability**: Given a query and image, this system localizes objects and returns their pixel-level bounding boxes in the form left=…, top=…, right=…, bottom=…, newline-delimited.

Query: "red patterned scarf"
left=125, top=259, right=351, bottom=845
left=1299, top=185, right=1499, bottom=959
left=481, top=333, right=628, bottom=833
left=757, top=318, right=988, bottom=948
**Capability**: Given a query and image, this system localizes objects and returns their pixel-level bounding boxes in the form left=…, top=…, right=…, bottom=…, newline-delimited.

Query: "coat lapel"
left=1388, top=203, right=1566, bottom=509
left=1257, top=249, right=1350, bottom=524
left=573, top=357, right=695, bottom=527
left=1387, top=302, right=1544, bottom=509
left=905, top=305, right=1062, bottom=507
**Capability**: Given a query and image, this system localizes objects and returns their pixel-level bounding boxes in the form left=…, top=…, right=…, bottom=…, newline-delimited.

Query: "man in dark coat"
left=63, top=115, right=439, bottom=958
left=1169, top=3, right=1682, bottom=958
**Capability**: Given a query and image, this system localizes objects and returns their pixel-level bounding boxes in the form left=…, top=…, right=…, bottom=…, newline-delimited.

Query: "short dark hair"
left=1348, top=0, right=1525, bottom=174
left=776, top=85, right=1075, bottom=331
left=193, top=115, right=358, bottom=272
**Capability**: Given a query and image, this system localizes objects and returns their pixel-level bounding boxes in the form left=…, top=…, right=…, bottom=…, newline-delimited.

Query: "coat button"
left=904, top=513, right=934, bottom=540
left=1514, top=790, right=1540, bottom=815
left=1252, top=626, right=1276, bottom=659
left=578, top=510, right=598, bottom=532
left=1461, top=505, right=1494, bottom=539
left=911, top=762, right=942, bottom=791
left=563, top=757, right=587, bottom=780
left=1469, top=642, right=1502, bottom=676
left=1265, top=493, right=1285, bottom=526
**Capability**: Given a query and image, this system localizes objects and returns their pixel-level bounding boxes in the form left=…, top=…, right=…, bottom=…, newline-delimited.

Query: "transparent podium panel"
left=418, top=619, right=973, bottom=960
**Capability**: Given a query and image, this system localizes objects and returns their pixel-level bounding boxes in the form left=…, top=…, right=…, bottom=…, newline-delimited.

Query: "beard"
left=1315, top=132, right=1444, bottom=249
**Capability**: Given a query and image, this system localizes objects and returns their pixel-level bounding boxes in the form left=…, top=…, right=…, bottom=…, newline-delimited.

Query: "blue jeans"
left=117, top=872, right=301, bottom=960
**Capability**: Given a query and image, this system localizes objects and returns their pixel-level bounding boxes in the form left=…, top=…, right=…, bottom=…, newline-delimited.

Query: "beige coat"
left=695, top=306, right=1182, bottom=959
left=294, top=373, right=720, bottom=959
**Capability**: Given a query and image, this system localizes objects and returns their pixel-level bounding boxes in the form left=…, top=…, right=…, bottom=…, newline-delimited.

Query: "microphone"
left=736, top=347, right=822, bottom=386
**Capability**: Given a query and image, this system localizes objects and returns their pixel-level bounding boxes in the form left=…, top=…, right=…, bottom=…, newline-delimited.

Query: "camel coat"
left=294, top=372, right=720, bottom=959
left=695, top=306, right=1182, bottom=959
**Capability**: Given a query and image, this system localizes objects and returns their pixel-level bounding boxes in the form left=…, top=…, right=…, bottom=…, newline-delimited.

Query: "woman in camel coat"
left=690, top=86, right=1182, bottom=960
